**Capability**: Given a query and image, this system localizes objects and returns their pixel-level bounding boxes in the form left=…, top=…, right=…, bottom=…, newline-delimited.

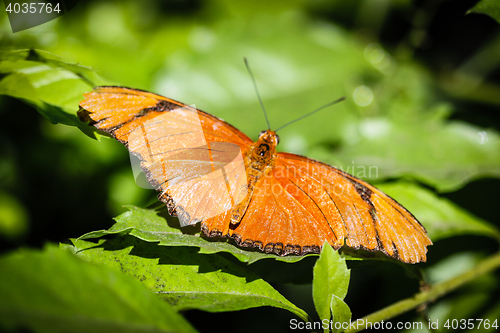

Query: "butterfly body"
left=78, top=86, right=432, bottom=263
left=231, top=130, right=279, bottom=225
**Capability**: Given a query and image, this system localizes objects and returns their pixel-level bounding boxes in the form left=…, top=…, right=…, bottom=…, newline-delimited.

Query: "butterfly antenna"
left=275, top=96, right=346, bottom=132
left=244, top=58, right=271, bottom=130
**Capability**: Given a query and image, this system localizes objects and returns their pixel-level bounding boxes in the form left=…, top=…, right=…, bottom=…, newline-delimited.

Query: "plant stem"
left=344, top=251, right=500, bottom=333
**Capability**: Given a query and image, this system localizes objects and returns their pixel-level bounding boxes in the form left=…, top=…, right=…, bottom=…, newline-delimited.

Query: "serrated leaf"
left=79, top=206, right=322, bottom=264
left=70, top=236, right=309, bottom=321
left=330, top=295, right=352, bottom=333
left=468, top=0, right=500, bottom=24
left=0, top=244, right=196, bottom=333
left=312, top=243, right=351, bottom=330
left=377, top=182, right=500, bottom=242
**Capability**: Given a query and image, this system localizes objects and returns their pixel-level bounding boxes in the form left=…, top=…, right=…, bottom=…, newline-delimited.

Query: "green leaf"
left=79, top=206, right=321, bottom=264
left=0, top=49, right=106, bottom=89
left=468, top=0, right=500, bottom=24
left=0, top=244, right=196, bottom=333
left=0, top=49, right=107, bottom=133
left=377, top=182, right=500, bottom=242
left=315, top=105, right=500, bottom=192
left=312, top=243, right=351, bottom=331
left=70, top=237, right=309, bottom=321
left=330, top=295, right=352, bottom=333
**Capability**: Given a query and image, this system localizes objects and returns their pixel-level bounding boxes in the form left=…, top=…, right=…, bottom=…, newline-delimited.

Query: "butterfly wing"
left=202, top=152, right=432, bottom=263
left=79, top=86, right=253, bottom=225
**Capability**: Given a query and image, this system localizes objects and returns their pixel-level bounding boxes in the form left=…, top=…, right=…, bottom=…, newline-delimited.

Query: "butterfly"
left=78, top=86, right=432, bottom=264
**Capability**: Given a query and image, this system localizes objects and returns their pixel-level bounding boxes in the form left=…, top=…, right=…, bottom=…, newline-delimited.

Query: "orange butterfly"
left=78, top=86, right=432, bottom=264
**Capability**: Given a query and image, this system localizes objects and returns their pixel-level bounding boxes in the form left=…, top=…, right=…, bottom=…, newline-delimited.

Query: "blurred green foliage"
left=0, top=244, right=196, bottom=333
left=1, top=0, right=500, bottom=332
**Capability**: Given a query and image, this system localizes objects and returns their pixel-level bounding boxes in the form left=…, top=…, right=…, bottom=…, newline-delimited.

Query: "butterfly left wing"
left=202, top=152, right=432, bottom=263
left=78, top=86, right=253, bottom=225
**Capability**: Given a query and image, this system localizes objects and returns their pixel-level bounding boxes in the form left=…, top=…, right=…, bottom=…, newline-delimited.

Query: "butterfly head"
left=258, top=130, right=280, bottom=146
left=253, top=130, right=279, bottom=163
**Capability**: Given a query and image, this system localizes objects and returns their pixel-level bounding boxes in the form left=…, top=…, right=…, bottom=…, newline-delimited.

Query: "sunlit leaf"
left=312, top=243, right=351, bottom=331
left=0, top=49, right=107, bottom=134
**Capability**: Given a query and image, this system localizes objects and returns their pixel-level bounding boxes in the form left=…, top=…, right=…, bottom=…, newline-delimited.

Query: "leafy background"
left=1, top=0, right=500, bottom=332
